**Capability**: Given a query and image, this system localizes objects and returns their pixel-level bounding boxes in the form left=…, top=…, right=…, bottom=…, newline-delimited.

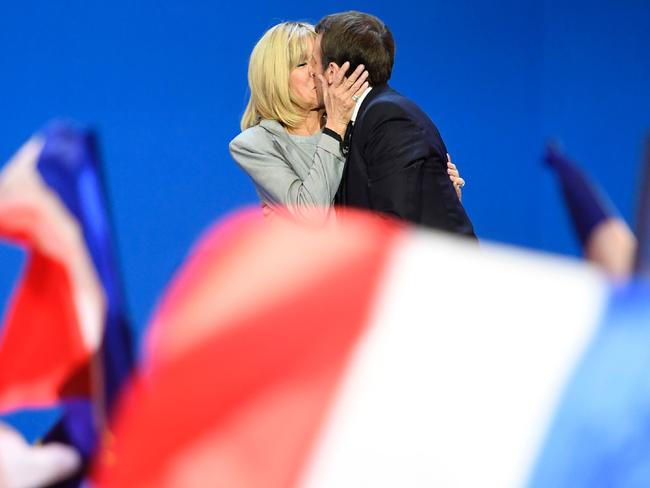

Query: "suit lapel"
left=335, top=84, right=391, bottom=206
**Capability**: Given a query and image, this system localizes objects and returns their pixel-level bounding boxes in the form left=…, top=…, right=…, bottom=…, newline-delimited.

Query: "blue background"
left=0, top=0, right=648, bottom=412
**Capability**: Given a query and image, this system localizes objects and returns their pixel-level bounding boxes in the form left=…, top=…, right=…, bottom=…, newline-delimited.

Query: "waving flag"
left=0, top=136, right=104, bottom=412
left=0, top=122, right=134, bottom=466
left=36, top=122, right=134, bottom=466
left=544, top=145, right=636, bottom=279
left=634, top=136, right=650, bottom=277
left=93, top=209, right=650, bottom=487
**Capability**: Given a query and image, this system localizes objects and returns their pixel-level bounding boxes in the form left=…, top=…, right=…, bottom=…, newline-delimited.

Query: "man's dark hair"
left=315, top=11, right=395, bottom=85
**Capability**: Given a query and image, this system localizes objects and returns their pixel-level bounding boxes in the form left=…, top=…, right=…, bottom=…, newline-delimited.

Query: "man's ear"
left=326, top=62, right=340, bottom=84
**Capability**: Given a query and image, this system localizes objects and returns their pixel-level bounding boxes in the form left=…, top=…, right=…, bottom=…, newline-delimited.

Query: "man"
left=311, top=11, right=476, bottom=238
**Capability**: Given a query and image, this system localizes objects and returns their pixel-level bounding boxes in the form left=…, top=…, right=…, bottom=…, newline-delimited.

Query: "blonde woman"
left=230, top=22, right=464, bottom=220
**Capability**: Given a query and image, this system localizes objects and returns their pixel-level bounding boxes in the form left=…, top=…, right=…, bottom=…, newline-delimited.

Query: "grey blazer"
left=229, top=119, right=345, bottom=219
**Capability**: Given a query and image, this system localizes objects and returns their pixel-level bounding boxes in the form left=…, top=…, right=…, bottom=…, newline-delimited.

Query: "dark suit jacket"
left=335, top=84, right=476, bottom=238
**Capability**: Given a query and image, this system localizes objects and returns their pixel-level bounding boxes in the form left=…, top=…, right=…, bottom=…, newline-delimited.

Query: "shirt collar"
left=351, top=86, right=373, bottom=124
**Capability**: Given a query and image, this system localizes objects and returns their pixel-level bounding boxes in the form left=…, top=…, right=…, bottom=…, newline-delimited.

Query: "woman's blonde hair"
left=240, top=22, right=316, bottom=131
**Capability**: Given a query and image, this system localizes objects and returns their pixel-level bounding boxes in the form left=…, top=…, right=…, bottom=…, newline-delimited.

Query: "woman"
left=230, top=22, right=465, bottom=220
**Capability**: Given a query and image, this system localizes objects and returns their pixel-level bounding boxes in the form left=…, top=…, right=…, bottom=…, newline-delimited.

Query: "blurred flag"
left=544, top=145, right=636, bottom=279
left=0, top=122, right=134, bottom=466
left=36, top=122, right=134, bottom=467
left=0, top=135, right=104, bottom=412
left=634, top=135, right=650, bottom=277
left=94, top=209, right=650, bottom=487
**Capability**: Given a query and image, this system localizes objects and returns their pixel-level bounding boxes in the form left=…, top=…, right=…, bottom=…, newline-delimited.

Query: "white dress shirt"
left=351, top=87, right=373, bottom=124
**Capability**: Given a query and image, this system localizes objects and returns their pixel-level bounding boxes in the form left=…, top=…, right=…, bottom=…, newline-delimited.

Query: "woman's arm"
left=230, top=129, right=345, bottom=220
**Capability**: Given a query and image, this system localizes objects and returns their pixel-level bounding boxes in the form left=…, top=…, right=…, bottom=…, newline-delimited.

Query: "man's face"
left=309, top=34, right=326, bottom=108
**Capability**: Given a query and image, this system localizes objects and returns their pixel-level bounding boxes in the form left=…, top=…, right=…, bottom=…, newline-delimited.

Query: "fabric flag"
left=0, top=121, right=134, bottom=466
left=0, top=135, right=104, bottom=412
left=93, top=209, right=650, bottom=487
left=634, top=135, right=650, bottom=277
left=544, top=145, right=636, bottom=279
left=36, top=122, right=134, bottom=467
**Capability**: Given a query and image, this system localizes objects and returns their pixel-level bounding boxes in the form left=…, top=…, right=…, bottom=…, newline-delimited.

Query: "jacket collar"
left=355, top=83, right=391, bottom=121
left=258, top=119, right=286, bottom=136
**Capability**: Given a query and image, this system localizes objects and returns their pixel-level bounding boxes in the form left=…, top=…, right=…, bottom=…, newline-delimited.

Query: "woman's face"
left=289, top=37, right=318, bottom=110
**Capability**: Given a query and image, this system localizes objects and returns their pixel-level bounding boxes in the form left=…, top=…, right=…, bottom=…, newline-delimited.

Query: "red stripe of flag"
left=95, top=210, right=402, bottom=487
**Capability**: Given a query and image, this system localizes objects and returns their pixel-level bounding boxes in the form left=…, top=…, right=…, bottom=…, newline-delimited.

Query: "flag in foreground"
left=95, top=209, right=650, bottom=487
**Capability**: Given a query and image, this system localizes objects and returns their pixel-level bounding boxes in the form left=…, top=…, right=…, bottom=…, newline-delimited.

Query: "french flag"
left=0, top=134, right=105, bottom=411
left=0, top=122, right=134, bottom=464
left=94, top=209, right=650, bottom=487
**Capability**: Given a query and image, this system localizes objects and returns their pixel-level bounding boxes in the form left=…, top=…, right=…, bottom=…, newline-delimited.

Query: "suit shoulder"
left=229, top=125, right=272, bottom=153
left=229, top=125, right=286, bottom=173
left=362, top=89, right=442, bottom=134
left=362, top=89, right=419, bottom=122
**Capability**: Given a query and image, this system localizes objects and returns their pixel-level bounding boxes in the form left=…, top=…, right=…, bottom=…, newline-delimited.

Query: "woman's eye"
left=296, top=62, right=307, bottom=68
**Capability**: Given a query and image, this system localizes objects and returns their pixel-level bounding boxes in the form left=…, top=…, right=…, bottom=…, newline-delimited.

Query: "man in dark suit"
left=311, top=11, right=476, bottom=238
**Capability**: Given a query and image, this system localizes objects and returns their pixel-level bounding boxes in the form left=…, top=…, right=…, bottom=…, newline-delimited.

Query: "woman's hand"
left=447, top=153, right=466, bottom=201
left=317, top=62, right=369, bottom=138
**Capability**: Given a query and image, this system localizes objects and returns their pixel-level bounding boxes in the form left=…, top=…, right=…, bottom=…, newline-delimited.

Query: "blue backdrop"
left=0, top=0, right=648, bottom=352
